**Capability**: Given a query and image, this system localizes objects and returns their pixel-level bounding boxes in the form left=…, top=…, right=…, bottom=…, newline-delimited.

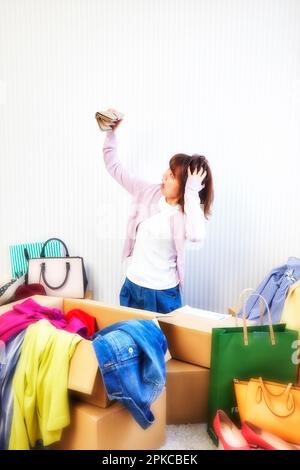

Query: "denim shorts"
left=119, top=277, right=182, bottom=314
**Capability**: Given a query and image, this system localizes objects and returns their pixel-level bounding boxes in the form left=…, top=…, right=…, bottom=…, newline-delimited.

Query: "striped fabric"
left=9, top=241, right=62, bottom=278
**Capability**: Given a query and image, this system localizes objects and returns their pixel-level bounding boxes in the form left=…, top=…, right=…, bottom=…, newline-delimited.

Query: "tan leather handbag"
left=234, top=377, right=300, bottom=444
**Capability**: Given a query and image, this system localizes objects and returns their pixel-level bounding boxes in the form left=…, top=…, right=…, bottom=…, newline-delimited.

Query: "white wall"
left=0, top=0, right=299, bottom=312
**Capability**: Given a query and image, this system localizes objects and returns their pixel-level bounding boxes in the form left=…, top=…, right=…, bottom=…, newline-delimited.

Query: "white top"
left=126, top=196, right=181, bottom=289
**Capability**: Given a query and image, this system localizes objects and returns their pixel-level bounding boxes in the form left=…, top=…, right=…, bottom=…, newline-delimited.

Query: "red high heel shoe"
left=213, top=410, right=250, bottom=450
left=241, top=421, right=300, bottom=451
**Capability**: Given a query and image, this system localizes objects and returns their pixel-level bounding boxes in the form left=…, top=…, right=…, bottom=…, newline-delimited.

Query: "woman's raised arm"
left=102, top=112, right=154, bottom=195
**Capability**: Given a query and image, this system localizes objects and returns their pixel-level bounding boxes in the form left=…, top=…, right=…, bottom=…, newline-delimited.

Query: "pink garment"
left=103, top=130, right=206, bottom=295
left=0, top=298, right=90, bottom=343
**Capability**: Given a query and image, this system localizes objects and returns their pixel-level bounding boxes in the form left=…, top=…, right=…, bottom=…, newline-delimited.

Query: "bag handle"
left=40, top=262, right=71, bottom=290
left=256, top=377, right=295, bottom=418
left=238, top=288, right=275, bottom=346
left=40, top=238, right=70, bottom=258
left=236, top=288, right=265, bottom=326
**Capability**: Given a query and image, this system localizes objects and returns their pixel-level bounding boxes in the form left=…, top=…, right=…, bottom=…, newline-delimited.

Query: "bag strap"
left=235, top=288, right=255, bottom=327
left=40, top=238, right=69, bottom=258
left=259, top=299, right=264, bottom=326
left=236, top=288, right=264, bottom=326
left=24, top=248, right=30, bottom=262
left=256, top=377, right=295, bottom=418
left=40, top=262, right=71, bottom=290
left=238, top=288, right=275, bottom=346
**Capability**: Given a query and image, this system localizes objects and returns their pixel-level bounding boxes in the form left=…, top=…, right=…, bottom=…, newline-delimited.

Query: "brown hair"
left=169, top=153, right=214, bottom=219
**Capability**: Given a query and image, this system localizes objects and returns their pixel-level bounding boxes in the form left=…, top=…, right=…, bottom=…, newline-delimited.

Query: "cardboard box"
left=63, top=297, right=157, bottom=329
left=53, top=388, right=166, bottom=450
left=67, top=339, right=100, bottom=395
left=0, top=294, right=63, bottom=315
left=158, top=309, right=255, bottom=368
left=0, top=295, right=100, bottom=395
left=70, top=364, right=112, bottom=408
left=0, top=290, right=92, bottom=316
left=0, top=296, right=253, bottom=397
left=1, top=295, right=170, bottom=397
left=166, top=359, right=209, bottom=424
left=3, top=296, right=254, bottom=390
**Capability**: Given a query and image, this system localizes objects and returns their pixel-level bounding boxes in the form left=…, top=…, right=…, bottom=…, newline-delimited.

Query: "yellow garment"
left=9, top=319, right=82, bottom=450
left=281, top=279, right=300, bottom=337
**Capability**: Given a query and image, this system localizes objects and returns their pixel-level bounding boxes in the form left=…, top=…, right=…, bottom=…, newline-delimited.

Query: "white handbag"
left=25, top=238, right=88, bottom=298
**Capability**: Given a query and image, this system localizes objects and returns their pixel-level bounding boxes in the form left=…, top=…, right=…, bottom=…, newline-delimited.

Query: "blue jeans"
left=92, top=319, right=167, bottom=429
left=119, top=277, right=182, bottom=314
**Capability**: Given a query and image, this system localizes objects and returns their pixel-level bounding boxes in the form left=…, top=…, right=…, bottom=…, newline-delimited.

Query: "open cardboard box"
left=0, top=295, right=257, bottom=396
left=64, top=297, right=256, bottom=391
left=3, top=294, right=297, bottom=449
left=0, top=295, right=157, bottom=397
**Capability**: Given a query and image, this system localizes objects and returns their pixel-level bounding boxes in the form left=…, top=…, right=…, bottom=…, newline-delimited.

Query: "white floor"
left=158, top=424, right=217, bottom=450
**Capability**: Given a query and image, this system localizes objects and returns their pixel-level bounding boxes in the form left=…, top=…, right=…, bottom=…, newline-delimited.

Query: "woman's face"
left=161, top=168, right=181, bottom=201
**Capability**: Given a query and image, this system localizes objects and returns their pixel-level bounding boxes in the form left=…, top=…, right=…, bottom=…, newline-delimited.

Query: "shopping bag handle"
left=40, top=238, right=70, bottom=258
left=237, top=288, right=265, bottom=326
left=256, top=377, right=295, bottom=417
left=238, top=288, right=275, bottom=346
left=236, top=287, right=265, bottom=326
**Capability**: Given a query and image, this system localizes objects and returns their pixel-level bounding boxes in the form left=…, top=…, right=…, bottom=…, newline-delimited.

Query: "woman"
left=102, top=109, right=214, bottom=314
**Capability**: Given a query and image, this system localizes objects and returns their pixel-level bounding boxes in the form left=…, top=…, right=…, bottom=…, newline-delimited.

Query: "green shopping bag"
left=207, top=289, right=298, bottom=445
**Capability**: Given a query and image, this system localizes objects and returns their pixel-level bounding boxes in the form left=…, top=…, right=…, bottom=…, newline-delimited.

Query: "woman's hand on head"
left=187, top=165, right=207, bottom=190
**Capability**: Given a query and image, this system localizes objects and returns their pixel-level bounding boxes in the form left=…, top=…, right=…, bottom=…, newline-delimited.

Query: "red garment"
left=64, top=309, right=96, bottom=337
left=14, top=283, right=46, bottom=301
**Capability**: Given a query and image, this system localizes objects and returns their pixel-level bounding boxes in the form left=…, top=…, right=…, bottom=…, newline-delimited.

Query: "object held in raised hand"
left=95, top=109, right=124, bottom=131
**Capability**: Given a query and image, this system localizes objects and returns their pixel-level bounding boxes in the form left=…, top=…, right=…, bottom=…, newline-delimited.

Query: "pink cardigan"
left=103, top=130, right=206, bottom=295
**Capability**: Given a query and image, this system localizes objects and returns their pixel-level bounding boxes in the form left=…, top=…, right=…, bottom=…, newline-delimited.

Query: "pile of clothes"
left=0, top=297, right=97, bottom=450
left=0, top=297, right=168, bottom=450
